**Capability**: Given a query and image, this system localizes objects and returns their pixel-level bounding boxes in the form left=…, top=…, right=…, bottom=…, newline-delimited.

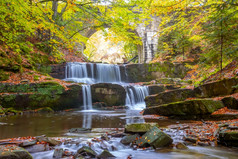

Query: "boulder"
left=125, top=123, right=159, bottom=134
left=76, top=146, right=97, bottom=158
left=24, top=144, right=49, bottom=153
left=145, top=89, right=194, bottom=107
left=97, top=150, right=115, bottom=159
left=0, top=145, right=33, bottom=159
left=120, top=134, right=140, bottom=145
left=143, top=99, right=224, bottom=118
left=135, top=126, right=173, bottom=148
left=221, top=97, right=238, bottom=109
left=194, top=78, right=238, bottom=98
left=91, top=83, right=126, bottom=106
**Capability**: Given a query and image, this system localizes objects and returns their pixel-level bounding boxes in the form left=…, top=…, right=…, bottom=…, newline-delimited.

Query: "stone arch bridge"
left=79, top=16, right=160, bottom=63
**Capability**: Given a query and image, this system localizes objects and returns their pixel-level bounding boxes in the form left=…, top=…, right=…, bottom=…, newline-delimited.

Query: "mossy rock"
left=194, top=78, right=238, bottom=98
left=143, top=99, right=224, bottom=117
left=125, top=123, right=159, bottom=133
left=145, top=88, right=195, bottom=107
left=219, top=130, right=238, bottom=147
left=0, top=106, right=4, bottom=114
left=135, top=126, right=173, bottom=148
left=0, top=145, right=33, bottom=159
left=35, top=107, right=54, bottom=113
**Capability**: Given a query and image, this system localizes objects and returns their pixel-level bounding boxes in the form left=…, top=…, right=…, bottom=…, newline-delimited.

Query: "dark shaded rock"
left=194, top=78, right=238, bottom=98
left=53, top=148, right=64, bottom=159
left=97, top=150, right=115, bottom=159
left=143, top=99, right=224, bottom=118
left=91, top=83, right=126, bottom=106
left=0, top=145, right=33, bottom=159
left=175, top=142, right=188, bottom=149
left=49, top=63, right=66, bottom=79
left=120, top=134, right=140, bottom=145
left=76, top=146, right=97, bottom=158
left=221, top=97, right=238, bottom=109
left=198, top=142, right=210, bottom=146
left=218, top=130, right=238, bottom=147
left=148, top=85, right=166, bottom=95
left=69, top=128, right=91, bottom=133
left=184, top=137, right=197, bottom=143
left=92, top=102, right=107, bottom=109
left=210, top=114, right=238, bottom=120
left=135, top=126, right=173, bottom=148
left=125, top=123, right=159, bottom=134
left=145, top=89, right=194, bottom=107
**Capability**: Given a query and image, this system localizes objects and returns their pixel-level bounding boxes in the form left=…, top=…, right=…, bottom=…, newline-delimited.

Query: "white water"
left=65, top=62, right=149, bottom=110
left=82, top=85, right=92, bottom=110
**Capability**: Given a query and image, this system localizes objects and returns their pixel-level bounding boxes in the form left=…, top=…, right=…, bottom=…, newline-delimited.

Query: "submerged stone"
left=136, top=126, right=173, bottom=148
left=97, top=150, right=115, bottom=159
left=0, top=145, right=33, bottom=159
left=175, top=142, right=188, bottom=149
left=125, top=123, right=159, bottom=133
left=53, top=148, right=64, bottom=159
left=69, top=128, right=91, bottom=133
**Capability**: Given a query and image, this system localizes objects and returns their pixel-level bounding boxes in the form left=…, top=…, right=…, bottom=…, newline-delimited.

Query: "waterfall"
left=125, top=85, right=149, bottom=110
left=82, top=85, right=93, bottom=110
left=65, top=62, right=150, bottom=110
left=65, top=62, right=121, bottom=83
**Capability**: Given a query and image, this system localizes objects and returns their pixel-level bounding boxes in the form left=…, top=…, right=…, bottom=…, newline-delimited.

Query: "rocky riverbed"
left=1, top=110, right=238, bottom=159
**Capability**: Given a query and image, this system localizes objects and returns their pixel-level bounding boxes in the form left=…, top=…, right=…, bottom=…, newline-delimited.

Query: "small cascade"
left=65, top=62, right=121, bottom=83
left=82, top=85, right=93, bottom=110
left=125, top=85, right=149, bottom=110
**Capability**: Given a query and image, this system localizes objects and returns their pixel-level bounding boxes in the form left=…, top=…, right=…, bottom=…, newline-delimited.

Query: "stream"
left=1, top=110, right=238, bottom=158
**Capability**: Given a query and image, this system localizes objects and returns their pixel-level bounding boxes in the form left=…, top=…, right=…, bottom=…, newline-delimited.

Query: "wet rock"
left=184, top=137, right=197, bottom=143
left=101, top=134, right=110, bottom=141
left=175, top=142, right=188, bottom=149
left=218, top=130, right=238, bottom=147
left=198, top=141, right=210, bottom=146
left=194, top=78, right=238, bottom=98
left=97, top=150, right=115, bottom=159
left=0, top=145, right=33, bottom=159
left=221, top=97, right=238, bottom=109
left=91, top=83, right=126, bottom=106
left=143, top=99, right=224, bottom=118
left=125, top=123, right=159, bottom=134
left=25, top=144, right=49, bottom=153
left=46, top=138, right=62, bottom=146
left=76, top=146, right=97, bottom=158
left=19, top=141, right=37, bottom=147
left=120, top=134, right=140, bottom=145
left=35, top=107, right=54, bottom=113
left=69, top=128, right=91, bottom=133
left=145, top=88, right=194, bottom=107
left=53, top=148, right=64, bottom=159
left=136, top=126, right=173, bottom=148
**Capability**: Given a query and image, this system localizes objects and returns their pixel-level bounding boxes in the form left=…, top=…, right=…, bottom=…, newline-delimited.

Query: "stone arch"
left=82, top=27, right=144, bottom=63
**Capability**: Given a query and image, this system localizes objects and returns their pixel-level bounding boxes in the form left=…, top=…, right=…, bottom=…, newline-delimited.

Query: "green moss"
left=0, top=70, right=10, bottom=81
left=35, top=107, right=54, bottom=113
left=33, top=75, right=40, bottom=81
left=5, top=107, right=22, bottom=114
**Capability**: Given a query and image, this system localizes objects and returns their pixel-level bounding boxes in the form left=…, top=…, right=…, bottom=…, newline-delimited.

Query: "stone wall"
left=120, top=62, right=189, bottom=83
left=49, top=63, right=66, bottom=79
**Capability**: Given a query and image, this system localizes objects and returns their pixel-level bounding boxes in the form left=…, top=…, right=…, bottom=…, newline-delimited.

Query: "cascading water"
left=125, top=85, right=149, bottom=110
left=65, top=62, right=149, bottom=110
left=82, top=85, right=92, bottom=110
